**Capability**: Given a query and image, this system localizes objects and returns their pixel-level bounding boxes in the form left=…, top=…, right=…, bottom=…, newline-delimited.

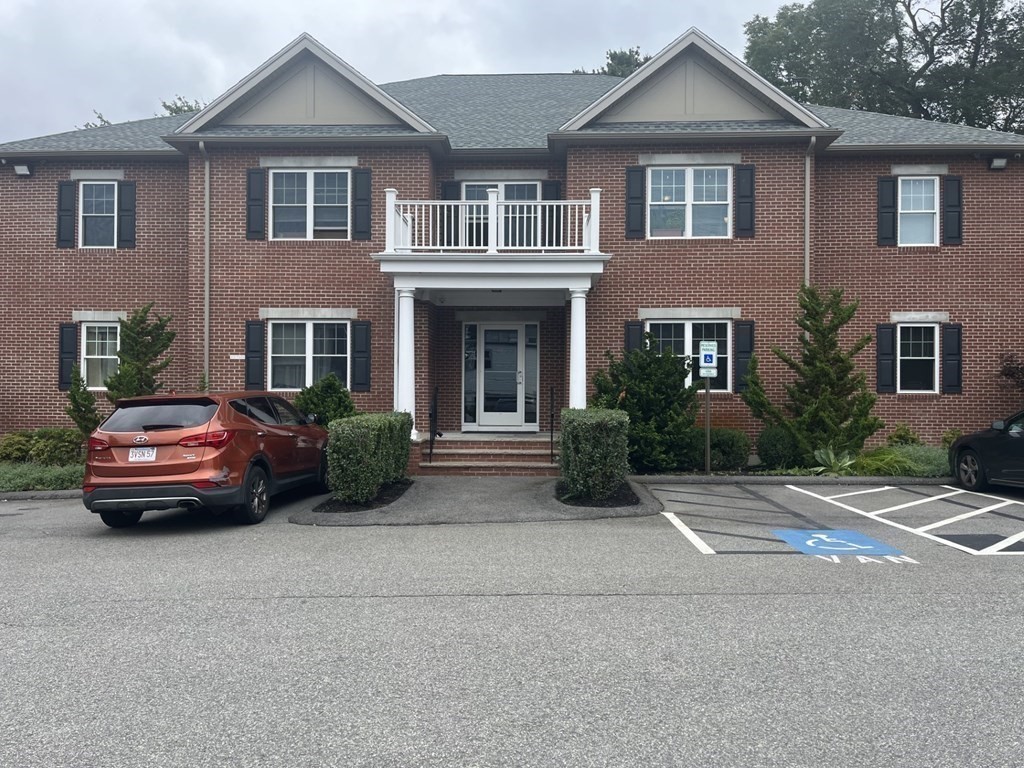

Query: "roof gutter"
left=804, top=136, right=816, bottom=287
left=199, top=140, right=211, bottom=384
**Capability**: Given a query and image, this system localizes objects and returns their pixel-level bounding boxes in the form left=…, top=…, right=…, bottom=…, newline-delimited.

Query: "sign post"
left=698, top=341, right=718, bottom=475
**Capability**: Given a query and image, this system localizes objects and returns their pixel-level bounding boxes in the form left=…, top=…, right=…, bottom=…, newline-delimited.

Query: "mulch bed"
left=555, top=480, right=640, bottom=508
left=312, top=479, right=413, bottom=514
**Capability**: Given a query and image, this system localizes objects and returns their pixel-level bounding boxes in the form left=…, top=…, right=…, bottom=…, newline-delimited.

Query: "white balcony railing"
left=384, top=187, right=601, bottom=254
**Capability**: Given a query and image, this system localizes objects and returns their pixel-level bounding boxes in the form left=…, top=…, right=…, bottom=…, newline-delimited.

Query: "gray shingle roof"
left=0, top=114, right=192, bottom=154
left=188, top=124, right=425, bottom=138
left=572, top=119, right=819, bottom=134
left=380, top=74, right=622, bottom=149
left=807, top=104, right=1024, bottom=148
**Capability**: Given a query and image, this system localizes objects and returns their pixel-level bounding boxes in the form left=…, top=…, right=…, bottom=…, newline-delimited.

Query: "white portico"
left=373, top=187, right=607, bottom=435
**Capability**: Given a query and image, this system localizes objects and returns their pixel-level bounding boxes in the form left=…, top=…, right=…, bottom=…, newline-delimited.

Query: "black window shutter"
left=625, top=321, right=643, bottom=352
left=350, top=320, right=371, bottom=391
left=625, top=166, right=645, bottom=239
left=942, top=176, right=963, bottom=245
left=58, top=323, right=78, bottom=391
left=941, top=323, right=963, bottom=394
left=246, top=169, right=266, bottom=240
left=117, top=181, right=136, bottom=249
left=734, top=320, right=755, bottom=391
left=57, top=181, right=76, bottom=248
left=876, top=324, right=896, bottom=393
left=244, top=320, right=265, bottom=390
left=734, top=165, right=755, bottom=238
left=352, top=169, right=372, bottom=240
left=542, top=180, right=562, bottom=248
left=877, top=177, right=897, bottom=246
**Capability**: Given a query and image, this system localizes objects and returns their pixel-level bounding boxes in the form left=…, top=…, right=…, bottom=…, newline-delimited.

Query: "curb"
left=1, top=489, right=82, bottom=501
left=630, top=474, right=955, bottom=486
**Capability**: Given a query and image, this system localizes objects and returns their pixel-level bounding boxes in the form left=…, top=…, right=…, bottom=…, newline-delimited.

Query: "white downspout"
left=199, top=141, right=211, bottom=384
left=804, top=136, right=816, bottom=287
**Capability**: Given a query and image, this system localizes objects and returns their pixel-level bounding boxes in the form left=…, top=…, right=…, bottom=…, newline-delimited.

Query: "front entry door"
left=479, top=326, right=524, bottom=427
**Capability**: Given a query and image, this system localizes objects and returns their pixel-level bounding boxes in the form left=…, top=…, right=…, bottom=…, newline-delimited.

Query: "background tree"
left=79, top=95, right=204, bottom=129
left=574, top=47, right=652, bottom=77
left=741, top=285, right=882, bottom=463
left=65, top=365, right=101, bottom=440
left=103, top=303, right=176, bottom=404
left=744, top=0, right=1024, bottom=133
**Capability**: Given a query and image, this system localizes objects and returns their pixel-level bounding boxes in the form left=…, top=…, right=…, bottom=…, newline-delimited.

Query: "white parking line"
left=869, top=488, right=966, bottom=516
left=980, top=530, right=1024, bottom=554
left=826, top=487, right=893, bottom=500
left=661, top=512, right=716, bottom=555
left=915, top=501, right=1015, bottom=532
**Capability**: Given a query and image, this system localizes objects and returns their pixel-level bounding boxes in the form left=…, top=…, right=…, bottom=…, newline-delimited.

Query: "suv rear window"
left=101, top=401, right=219, bottom=432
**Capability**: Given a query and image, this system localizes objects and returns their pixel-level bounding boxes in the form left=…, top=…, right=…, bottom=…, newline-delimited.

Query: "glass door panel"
left=480, top=328, right=522, bottom=426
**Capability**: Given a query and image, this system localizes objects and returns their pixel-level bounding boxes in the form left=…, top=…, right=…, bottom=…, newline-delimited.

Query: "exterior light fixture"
left=989, top=157, right=1008, bottom=170
left=13, top=164, right=31, bottom=176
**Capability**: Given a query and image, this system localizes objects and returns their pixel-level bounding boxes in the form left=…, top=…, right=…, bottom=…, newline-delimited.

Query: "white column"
left=487, top=187, right=499, bottom=253
left=396, top=288, right=418, bottom=438
left=384, top=188, right=397, bottom=252
left=588, top=188, right=601, bottom=254
left=569, top=288, right=588, bottom=409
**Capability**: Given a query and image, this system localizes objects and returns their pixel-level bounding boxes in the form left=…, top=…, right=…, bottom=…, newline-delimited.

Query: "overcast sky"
left=0, top=0, right=790, bottom=144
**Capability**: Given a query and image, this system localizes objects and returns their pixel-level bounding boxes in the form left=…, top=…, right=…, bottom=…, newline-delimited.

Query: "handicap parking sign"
left=773, top=529, right=903, bottom=556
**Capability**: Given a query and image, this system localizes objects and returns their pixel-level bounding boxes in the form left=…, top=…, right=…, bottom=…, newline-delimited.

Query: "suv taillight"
left=178, top=430, right=236, bottom=449
left=88, top=437, right=110, bottom=452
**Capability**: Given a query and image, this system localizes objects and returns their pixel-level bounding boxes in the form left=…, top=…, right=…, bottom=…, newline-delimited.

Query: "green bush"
left=0, top=462, right=84, bottom=492
left=326, top=412, right=411, bottom=503
left=294, top=373, right=357, bottom=425
left=0, top=432, right=34, bottom=463
left=28, top=428, right=85, bottom=466
left=592, top=334, right=699, bottom=473
left=886, top=423, right=921, bottom=446
left=887, top=444, right=950, bottom=477
left=676, top=428, right=751, bottom=471
left=756, top=424, right=801, bottom=469
left=941, top=428, right=963, bottom=450
left=559, top=408, right=629, bottom=501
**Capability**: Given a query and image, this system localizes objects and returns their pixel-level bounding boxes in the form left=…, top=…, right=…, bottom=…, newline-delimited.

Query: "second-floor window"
left=270, top=170, right=350, bottom=240
left=79, top=182, right=117, bottom=248
left=898, top=177, right=938, bottom=246
left=648, top=167, right=731, bottom=239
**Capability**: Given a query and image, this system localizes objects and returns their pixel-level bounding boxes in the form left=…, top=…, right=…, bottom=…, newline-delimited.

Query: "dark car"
left=83, top=392, right=328, bottom=528
left=949, top=411, right=1024, bottom=491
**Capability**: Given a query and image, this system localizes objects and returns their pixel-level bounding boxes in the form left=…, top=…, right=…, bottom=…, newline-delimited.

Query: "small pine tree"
left=741, top=285, right=882, bottom=463
left=65, top=365, right=101, bottom=439
left=103, top=303, right=176, bottom=404
left=592, top=334, right=700, bottom=473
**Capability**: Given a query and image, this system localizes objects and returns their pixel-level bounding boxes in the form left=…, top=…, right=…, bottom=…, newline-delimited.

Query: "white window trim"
left=644, top=319, right=733, bottom=392
left=78, top=180, right=118, bottom=249
left=647, top=166, right=732, bottom=240
left=267, top=319, right=351, bottom=392
left=460, top=180, right=541, bottom=200
left=81, top=322, right=120, bottom=392
left=269, top=169, right=352, bottom=241
left=897, top=176, right=939, bottom=247
left=896, top=322, right=939, bottom=394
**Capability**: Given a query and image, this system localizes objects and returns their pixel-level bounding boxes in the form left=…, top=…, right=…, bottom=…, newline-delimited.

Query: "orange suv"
left=83, top=392, right=328, bottom=528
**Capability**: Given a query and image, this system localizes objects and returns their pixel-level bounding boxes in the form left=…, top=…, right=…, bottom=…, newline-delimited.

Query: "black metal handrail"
left=549, top=384, right=556, bottom=463
left=428, top=386, right=439, bottom=463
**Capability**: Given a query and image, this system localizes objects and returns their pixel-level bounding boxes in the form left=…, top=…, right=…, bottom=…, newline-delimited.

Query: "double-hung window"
left=269, top=320, right=349, bottom=390
left=648, top=167, right=731, bottom=239
left=462, top=181, right=541, bottom=248
left=647, top=320, right=731, bottom=391
left=897, top=324, right=938, bottom=393
left=82, top=323, right=119, bottom=389
left=898, top=177, right=938, bottom=246
left=79, top=182, right=117, bottom=248
left=270, top=170, right=350, bottom=240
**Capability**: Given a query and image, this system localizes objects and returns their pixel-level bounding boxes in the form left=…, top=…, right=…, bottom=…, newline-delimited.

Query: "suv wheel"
left=956, top=449, right=988, bottom=491
left=99, top=510, right=143, bottom=528
left=236, top=465, right=270, bottom=525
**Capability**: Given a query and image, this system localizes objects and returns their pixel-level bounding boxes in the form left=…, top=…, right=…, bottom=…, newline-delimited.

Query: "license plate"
left=128, top=447, right=157, bottom=462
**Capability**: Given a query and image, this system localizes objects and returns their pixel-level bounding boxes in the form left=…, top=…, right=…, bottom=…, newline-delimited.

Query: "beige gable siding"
left=222, top=60, right=403, bottom=126
left=597, top=54, right=785, bottom=124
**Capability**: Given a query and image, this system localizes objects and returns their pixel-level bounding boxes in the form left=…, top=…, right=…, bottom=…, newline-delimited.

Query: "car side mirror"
left=305, top=414, right=317, bottom=425
left=992, top=420, right=1006, bottom=431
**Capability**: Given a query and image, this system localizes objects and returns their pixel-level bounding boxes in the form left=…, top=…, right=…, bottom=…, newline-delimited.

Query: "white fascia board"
left=177, top=33, right=436, bottom=135
left=559, top=27, right=829, bottom=132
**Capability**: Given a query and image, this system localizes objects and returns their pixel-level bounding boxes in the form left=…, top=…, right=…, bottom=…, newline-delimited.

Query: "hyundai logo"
left=133, top=435, right=149, bottom=444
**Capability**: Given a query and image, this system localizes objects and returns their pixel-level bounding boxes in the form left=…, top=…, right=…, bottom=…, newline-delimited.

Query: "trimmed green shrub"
left=65, top=365, right=101, bottom=440
left=677, top=428, right=752, bottom=471
left=941, top=428, right=963, bottom=450
left=886, top=444, right=950, bottom=477
left=559, top=408, right=629, bottom=501
left=294, top=373, right=357, bottom=425
left=28, top=428, right=84, bottom=466
left=326, top=412, right=411, bottom=503
left=0, top=432, right=34, bottom=463
left=0, top=462, right=85, bottom=492
left=886, top=423, right=921, bottom=446
left=756, top=424, right=801, bottom=469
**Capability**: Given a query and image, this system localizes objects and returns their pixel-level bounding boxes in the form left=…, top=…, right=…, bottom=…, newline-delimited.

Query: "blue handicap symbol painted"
left=773, top=529, right=903, bottom=556
left=702, top=353, right=714, bottom=364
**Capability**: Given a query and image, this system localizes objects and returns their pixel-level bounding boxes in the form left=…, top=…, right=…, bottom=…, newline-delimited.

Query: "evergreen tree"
left=104, top=303, right=176, bottom=404
left=65, top=365, right=101, bottom=439
left=574, top=47, right=652, bottom=77
left=741, top=285, right=882, bottom=462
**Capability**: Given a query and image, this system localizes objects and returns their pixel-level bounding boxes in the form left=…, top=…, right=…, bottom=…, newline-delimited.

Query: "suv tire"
left=235, top=465, right=270, bottom=525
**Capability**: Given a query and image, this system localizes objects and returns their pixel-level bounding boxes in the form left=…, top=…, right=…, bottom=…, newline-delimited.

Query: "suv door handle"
left=257, top=431, right=267, bottom=437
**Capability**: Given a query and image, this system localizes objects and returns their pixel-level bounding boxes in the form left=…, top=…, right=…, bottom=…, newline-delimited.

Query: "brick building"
left=2, top=28, right=1022, bottom=470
